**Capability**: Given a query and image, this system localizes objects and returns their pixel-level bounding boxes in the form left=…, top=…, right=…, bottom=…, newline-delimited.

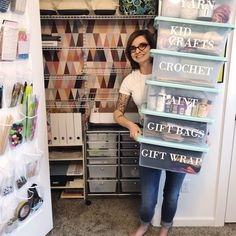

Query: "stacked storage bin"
left=137, top=0, right=235, bottom=174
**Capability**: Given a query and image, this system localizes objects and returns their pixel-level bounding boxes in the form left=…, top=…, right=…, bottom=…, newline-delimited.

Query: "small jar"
left=164, top=94, right=172, bottom=113
left=198, top=0, right=215, bottom=21
left=197, top=98, right=208, bottom=117
left=191, top=98, right=200, bottom=117
left=178, top=98, right=186, bottom=115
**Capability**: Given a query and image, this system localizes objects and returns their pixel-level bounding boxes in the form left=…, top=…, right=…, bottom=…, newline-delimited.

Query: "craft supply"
left=16, top=176, right=27, bottom=189
left=28, top=184, right=43, bottom=211
left=0, top=115, right=13, bottom=154
left=24, top=84, right=33, bottom=140
left=185, top=100, right=193, bottom=116
left=191, top=99, right=199, bottom=117
left=15, top=200, right=30, bottom=221
left=198, top=0, right=214, bottom=20
left=21, top=81, right=27, bottom=104
left=164, top=94, right=172, bottom=113
left=28, top=95, right=39, bottom=141
left=197, top=98, right=208, bottom=117
left=156, top=88, right=166, bottom=112
left=10, top=82, right=22, bottom=107
left=0, top=20, right=19, bottom=61
left=212, top=4, right=231, bottom=23
left=10, top=0, right=27, bottom=14
left=17, top=29, right=30, bottom=59
left=171, top=102, right=178, bottom=114
left=178, top=98, right=186, bottom=115
left=9, top=122, right=24, bottom=147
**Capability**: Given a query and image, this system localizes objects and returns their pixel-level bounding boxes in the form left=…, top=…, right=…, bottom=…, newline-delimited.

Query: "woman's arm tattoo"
left=116, top=93, right=130, bottom=114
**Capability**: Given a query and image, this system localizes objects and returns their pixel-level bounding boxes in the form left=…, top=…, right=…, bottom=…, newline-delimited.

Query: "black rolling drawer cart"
left=85, top=124, right=141, bottom=197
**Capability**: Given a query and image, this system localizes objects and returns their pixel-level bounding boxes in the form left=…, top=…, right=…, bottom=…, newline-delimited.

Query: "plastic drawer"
left=160, top=0, right=235, bottom=23
left=151, top=49, right=226, bottom=87
left=155, top=16, right=234, bottom=56
left=120, top=149, right=140, bottom=157
left=87, top=157, right=118, bottom=165
left=121, top=180, right=140, bottom=193
left=87, top=165, right=117, bottom=178
left=120, top=142, right=140, bottom=149
left=87, top=141, right=117, bottom=149
left=143, top=113, right=208, bottom=144
left=146, top=80, right=218, bottom=118
left=87, top=133, right=117, bottom=142
left=138, top=136, right=208, bottom=174
left=87, top=149, right=117, bottom=157
left=121, top=165, right=139, bottom=178
left=120, top=157, right=139, bottom=164
left=88, top=180, right=117, bottom=193
left=120, top=134, right=133, bottom=141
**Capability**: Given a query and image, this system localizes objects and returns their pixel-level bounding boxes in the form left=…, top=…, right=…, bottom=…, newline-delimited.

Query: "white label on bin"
left=141, top=148, right=202, bottom=166
left=159, top=61, right=213, bottom=76
left=147, top=122, right=205, bottom=138
left=169, top=26, right=214, bottom=49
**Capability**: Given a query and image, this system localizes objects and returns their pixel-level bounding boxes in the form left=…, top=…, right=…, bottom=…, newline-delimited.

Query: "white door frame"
left=215, top=24, right=236, bottom=225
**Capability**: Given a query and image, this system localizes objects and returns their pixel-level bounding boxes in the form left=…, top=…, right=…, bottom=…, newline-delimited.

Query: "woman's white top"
left=119, top=70, right=152, bottom=111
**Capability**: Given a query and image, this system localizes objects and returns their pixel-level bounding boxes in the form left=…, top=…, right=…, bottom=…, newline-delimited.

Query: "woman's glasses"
left=129, top=43, right=149, bottom=54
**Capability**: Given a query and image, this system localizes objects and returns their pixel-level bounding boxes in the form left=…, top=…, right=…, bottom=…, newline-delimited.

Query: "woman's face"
left=130, top=35, right=150, bottom=65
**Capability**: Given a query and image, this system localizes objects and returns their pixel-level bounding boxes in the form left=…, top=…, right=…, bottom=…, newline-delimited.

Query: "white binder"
left=50, top=113, right=60, bottom=145
left=66, top=113, right=75, bottom=145
left=58, top=113, right=67, bottom=145
left=73, top=113, right=83, bottom=145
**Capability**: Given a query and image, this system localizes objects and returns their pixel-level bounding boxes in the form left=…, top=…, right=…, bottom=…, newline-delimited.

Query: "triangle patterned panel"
left=47, top=62, right=56, bottom=74
left=58, top=61, right=66, bottom=75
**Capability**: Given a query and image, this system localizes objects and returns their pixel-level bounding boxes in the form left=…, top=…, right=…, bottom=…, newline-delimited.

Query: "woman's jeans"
left=139, top=166, right=186, bottom=229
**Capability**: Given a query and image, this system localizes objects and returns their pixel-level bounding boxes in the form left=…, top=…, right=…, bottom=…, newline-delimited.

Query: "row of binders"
left=50, top=113, right=83, bottom=146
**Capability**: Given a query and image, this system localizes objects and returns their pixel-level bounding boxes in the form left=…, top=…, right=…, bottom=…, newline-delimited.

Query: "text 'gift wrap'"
left=137, top=136, right=209, bottom=174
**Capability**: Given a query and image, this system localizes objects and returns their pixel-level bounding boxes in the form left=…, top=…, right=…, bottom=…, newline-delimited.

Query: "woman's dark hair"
left=125, top=29, right=156, bottom=70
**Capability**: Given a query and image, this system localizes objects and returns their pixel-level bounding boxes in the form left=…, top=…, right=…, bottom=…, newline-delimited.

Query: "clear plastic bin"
left=87, top=149, right=117, bottom=157
left=87, top=133, right=117, bottom=142
left=120, top=142, right=140, bottom=149
left=143, top=113, right=208, bottom=144
left=88, top=180, right=117, bottom=193
left=151, top=49, right=226, bottom=87
left=161, top=0, right=235, bottom=23
left=87, top=165, right=117, bottom=178
left=87, top=157, right=118, bottom=165
left=120, top=165, right=140, bottom=178
left=120, top=134, right=133, bottom=141
left=155, top=16, right=234, bottom=56
left=146, top=80, right=218, bottom=119
left=120, top=180, right=140, bottom=193
left=87, top=141, right=117, bottom=149
left=137, top=136, right=208, bottom=174
left=120, top=149, right=140, bottom=157
left=120, top=157, right=139, bottom=164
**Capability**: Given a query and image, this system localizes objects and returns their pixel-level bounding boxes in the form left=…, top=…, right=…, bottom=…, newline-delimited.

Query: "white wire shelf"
left=40, top=15, right=156, bottom=20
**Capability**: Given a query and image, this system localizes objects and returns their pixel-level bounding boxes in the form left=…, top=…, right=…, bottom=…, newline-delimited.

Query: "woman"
left=113, top=30, right=185, bottom=236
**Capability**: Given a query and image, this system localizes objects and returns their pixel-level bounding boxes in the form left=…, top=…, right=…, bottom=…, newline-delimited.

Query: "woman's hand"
left=128, top=122, right=142, bottom=140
